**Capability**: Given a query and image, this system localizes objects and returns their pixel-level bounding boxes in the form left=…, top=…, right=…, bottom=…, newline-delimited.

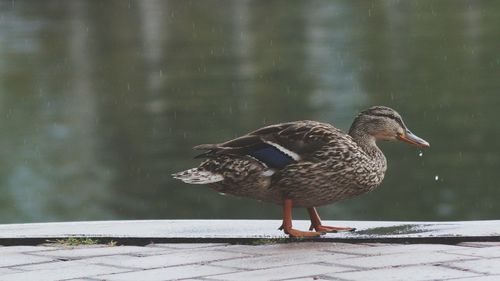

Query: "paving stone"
left=0, top=263, right=131, bottom=281
left=445, top=246, right=500, bottom=258
left=0, top=253, right=56, bottom=267
left=0, top=246, right=56, bottom=254
left=15, top=258, right=134, bottom=271
left=33, top=245, right=163, bottom=259
left=282, top=276, right=332, bottom=281
left=64, top=279, right=102, bottom=281
left=327, top=265, right=479, bottom=281
left=81, top=249, right=250, bottom=269
left=210, top=251, right=356, bottom=270
left=127, top=249, right=179, bottom=257
left=449, top=275, right=500, bottom=281
left=2, top=241, right=500, bottom=281
left=328, top=243, right=467, bottom=256
left=154, top=243, right=229, bottom=249
left=219, top=242, right=367, bottom=256
left=96, top=264, right=239, bottom=281
left=0, top=268, right=23, bottom=275
left=209, top=263, right=344, bottom=281
left=445, top=258, right=500, bottom=275
left=332, top=251, right=472, bottom=268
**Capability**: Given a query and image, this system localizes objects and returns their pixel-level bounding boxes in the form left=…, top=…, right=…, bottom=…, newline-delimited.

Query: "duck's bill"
left=397, top=130, right=430, bottom=148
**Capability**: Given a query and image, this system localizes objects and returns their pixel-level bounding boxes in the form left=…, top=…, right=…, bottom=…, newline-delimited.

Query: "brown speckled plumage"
left=173, top=106, right=429, bottom=237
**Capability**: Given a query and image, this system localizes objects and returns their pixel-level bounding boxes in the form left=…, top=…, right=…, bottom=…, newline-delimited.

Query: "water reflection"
left=0, top=0, right=499, bottom=223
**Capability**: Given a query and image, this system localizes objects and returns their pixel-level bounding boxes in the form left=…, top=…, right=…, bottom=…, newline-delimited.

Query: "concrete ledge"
left=0, top=220, right=499, bottom=246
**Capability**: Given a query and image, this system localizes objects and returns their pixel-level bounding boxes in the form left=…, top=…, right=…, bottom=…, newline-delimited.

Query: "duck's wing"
left=194, top=121, right=342, bottom=169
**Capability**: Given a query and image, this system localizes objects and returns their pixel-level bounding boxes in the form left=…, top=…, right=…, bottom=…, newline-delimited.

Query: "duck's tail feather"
left=193, top=144, right=219, bottom=159
left=193, top=144, right=219, bottom=150
left=172, top=168, right=224, bottom=184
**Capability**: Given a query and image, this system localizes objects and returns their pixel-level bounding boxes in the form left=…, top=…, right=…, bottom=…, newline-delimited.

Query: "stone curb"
left=1, top=220, right=499, bottom=246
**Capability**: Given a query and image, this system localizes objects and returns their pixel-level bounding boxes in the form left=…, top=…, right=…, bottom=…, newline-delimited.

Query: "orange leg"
left=279, top=199, right=324, bottom=238
left=307, top=207, right=356, bottom=232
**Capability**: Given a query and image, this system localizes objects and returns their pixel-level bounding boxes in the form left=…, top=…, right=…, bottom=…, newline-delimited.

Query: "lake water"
left=1, top=0, right=499, bottom=223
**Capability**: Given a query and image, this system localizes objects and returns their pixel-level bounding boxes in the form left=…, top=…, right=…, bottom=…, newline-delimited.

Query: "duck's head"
left=349, top=106, right=430, bottom=148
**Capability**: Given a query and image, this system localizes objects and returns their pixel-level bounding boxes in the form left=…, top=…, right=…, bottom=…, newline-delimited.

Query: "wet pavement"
left=0, top=220, right=499, bottom=280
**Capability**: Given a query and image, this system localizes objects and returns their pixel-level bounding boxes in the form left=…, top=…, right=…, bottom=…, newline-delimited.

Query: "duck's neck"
left=348, top=127, right=383, bottom=158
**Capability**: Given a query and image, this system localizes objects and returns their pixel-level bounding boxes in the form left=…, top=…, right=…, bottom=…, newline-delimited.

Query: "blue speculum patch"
left=247, top=144, right=295, bottom=169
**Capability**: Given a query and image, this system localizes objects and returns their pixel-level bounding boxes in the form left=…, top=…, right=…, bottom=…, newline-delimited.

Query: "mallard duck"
left=173, top=106, right=429, bottom=237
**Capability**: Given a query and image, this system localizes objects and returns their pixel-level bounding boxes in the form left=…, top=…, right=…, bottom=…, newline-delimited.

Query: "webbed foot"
left=309, top=224, right=356, bottom=233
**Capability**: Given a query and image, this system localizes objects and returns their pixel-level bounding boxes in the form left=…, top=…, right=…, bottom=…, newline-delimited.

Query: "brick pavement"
left=1, top=242, right=500, bottom=281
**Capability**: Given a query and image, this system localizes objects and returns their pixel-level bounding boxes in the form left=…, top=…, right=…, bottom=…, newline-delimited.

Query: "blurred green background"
left=1, top=0, right=499, bottom=223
